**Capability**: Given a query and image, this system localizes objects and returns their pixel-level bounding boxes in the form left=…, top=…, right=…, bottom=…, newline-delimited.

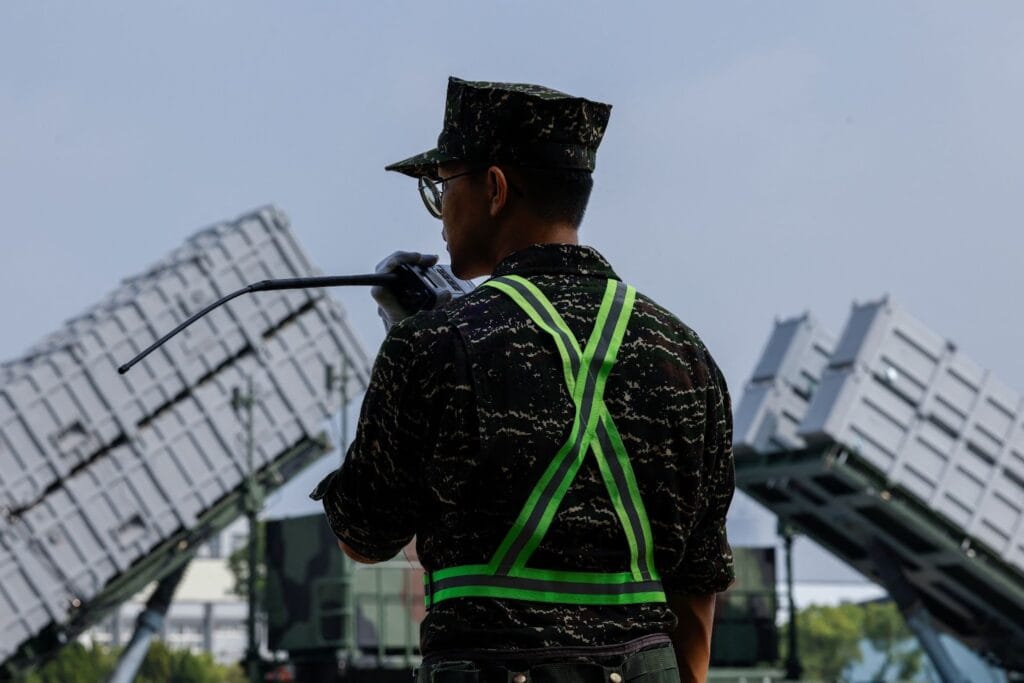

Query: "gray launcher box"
left=0, top=207, right=350, bottom=513
left=0, top=207, right=370, bottom=663
left=734, top=313, right=836, bottom=455
left=0, top=340, right=346, bottom=662
left=799, top=298, right=1024, bottom=574
left=0, top=301, right=362, bottom=659
left=0, top=522, right=74, bottom=662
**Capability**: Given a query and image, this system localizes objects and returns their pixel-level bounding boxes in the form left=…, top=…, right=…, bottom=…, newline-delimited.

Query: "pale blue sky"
left=3, top=2, right=1023, bottom=582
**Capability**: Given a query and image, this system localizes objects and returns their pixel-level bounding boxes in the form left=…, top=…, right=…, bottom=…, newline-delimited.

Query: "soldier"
left=312, top=77, right=735, bottom=683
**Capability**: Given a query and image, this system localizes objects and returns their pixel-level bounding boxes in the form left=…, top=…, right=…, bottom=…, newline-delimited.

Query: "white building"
left=84, top=518, right=253, bottom=665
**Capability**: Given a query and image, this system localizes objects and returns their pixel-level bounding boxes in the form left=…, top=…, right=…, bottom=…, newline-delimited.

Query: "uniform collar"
left=490, top=243, right=619, bottom=280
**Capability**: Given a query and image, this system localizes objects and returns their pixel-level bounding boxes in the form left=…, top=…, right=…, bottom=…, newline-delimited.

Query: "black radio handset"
left=117, top=262, right=475, bottom=374
left=388, top=262, right=475, bottom=312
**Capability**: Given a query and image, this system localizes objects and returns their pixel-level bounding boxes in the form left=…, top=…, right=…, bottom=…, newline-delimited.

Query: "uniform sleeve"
left=312, top=314, right=453, bottom=562
left=669, top=354, right=736, bottom=594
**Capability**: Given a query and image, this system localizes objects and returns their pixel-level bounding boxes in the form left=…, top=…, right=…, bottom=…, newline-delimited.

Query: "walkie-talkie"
left=387, top=262, right=475, bottom=312
left=118, top=262, right=474, bottom=374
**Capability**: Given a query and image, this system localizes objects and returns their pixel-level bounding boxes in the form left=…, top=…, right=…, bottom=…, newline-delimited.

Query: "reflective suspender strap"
left=485, top=276, right=657, bottom=580
left=424, top=276, right=664, bottom=608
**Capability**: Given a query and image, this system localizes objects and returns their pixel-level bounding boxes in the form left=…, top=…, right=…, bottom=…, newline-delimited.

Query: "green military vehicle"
left=265, top=513, right=787, bottom=682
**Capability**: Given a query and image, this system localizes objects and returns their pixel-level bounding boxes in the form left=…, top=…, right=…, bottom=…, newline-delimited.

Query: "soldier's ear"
left=486, top=165, right=509, bottom=218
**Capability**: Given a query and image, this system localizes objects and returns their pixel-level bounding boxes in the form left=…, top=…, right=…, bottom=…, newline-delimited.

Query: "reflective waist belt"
left=424, top=275, right=665, bottom=608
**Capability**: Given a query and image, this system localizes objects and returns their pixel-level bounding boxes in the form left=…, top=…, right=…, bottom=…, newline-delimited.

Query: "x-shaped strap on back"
left=424, top=276, right=664, bottom=608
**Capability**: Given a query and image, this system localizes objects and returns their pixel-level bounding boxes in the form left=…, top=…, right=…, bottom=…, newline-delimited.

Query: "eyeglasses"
left=418, top=169, right=481, bottom=219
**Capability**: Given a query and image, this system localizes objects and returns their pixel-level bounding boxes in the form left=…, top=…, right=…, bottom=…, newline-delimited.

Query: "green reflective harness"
left=424, top=275, right=665, bottom=608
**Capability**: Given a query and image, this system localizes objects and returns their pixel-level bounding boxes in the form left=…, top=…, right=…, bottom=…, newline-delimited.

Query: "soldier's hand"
left=309, top=469, right=338, bottom=501
left=371, top=251, right=441, bottom=331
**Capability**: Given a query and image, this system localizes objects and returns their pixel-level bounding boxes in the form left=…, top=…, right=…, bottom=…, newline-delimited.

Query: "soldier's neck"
left=491, top=220, right=578, bottom=268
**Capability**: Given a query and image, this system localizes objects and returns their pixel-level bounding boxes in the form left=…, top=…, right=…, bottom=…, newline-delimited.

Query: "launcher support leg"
left=234, top=376, right=264, bottom=683
left=868, top=541, right=968, bottom=683
left=779, top=522, right=803, bottom=680
left=107, top=563, right=188, bottom=683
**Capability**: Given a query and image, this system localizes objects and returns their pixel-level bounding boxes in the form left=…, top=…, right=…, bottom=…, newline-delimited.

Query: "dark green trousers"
left=415, top=642, right=679, bottom=683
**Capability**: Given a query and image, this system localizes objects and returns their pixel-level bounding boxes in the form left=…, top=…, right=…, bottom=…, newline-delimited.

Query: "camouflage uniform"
left=314, top=78, right=735, bottom=673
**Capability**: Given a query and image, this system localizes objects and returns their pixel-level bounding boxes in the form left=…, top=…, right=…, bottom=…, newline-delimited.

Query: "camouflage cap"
left=385, top=76, right=612, bottom=180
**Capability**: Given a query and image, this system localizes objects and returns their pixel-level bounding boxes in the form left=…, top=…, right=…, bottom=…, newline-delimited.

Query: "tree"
left=862, top=602, right=922, bottom=682
left=788, top=603, right=865, bottom=682
left=782, top=600, right=925, bottom=683
left=18, top=640, right=246, bottom=683
left=135, top=640, right=245, bottom=683
left=19, top=642, right=118, bottom=683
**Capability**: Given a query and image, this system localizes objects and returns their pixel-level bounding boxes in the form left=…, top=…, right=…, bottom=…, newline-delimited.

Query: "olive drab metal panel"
left=265, top=516, right=779, bottom=670
left=0, top=206, right=371, bottom=665
left=709, top=547, right=778, bottom=668
left=265, top=513, right=422, bottom=664
left=265, top=514, right=352, bottom=652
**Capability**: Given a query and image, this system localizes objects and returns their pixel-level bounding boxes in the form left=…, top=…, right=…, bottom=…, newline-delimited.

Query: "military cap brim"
left=384, top=148, right=453, bottom=181
left=385, top=76, right=611, bottom=181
